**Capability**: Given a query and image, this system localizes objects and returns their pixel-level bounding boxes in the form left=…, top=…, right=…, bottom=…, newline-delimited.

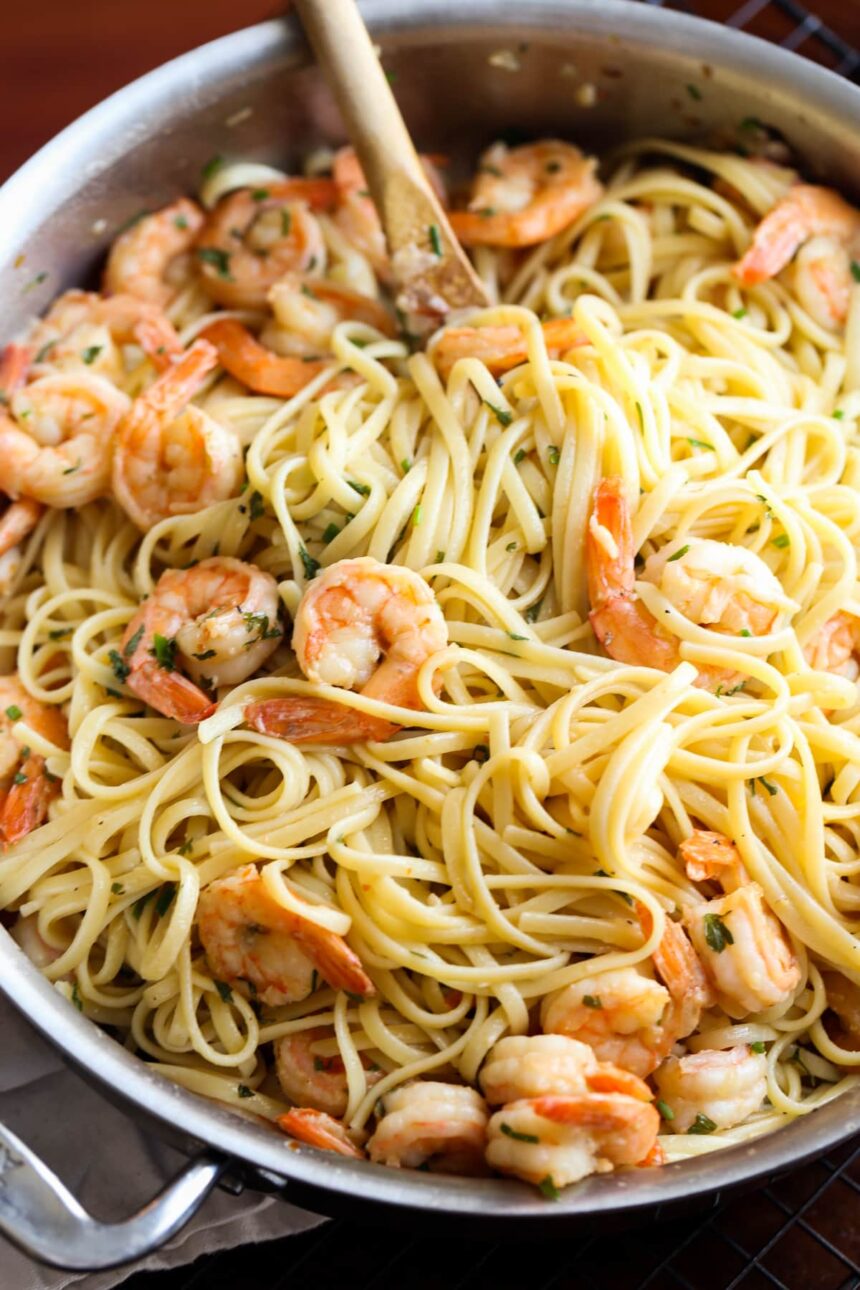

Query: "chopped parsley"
left=237, top=1083, right=253, bottom=1099
left=71, top=983, right=83, bottom=1012
left=111, top=882, right=125, bottom=895
left=62, top=460, right=81, bottom=475
left=851, top=261, right=860, bottom=284
left=513, top=448, right=527, bottom=464
left=687, top=437, right=714, bottom=451
left=178, top=839, right=194, bottom=856
left=201, top=154, right=225, bottom=179
left=322, top=522, right=341, bottom=544
left=751, top=775, right=778, bottom=797
left=400, top=458, right=411, bottom=473
left=508, top=631, right=528, bottom=641
left=251, top=188, right=270, bottom=201
left=740, top=628, right=752, bottom=637
left=732, top=307, right=748, bottom=320
left=687, top=1113, right=718, bottom=1135
left=12, top=771, right=27, bottom=785
left=500, top=1123, right=539, bottom=1144
left=485, top=400, right=512, bottom=427
left=506, top=542, right=517, bottom=553
left=538, top=1175, right=560, bottom=1201
left=196, top=247, right=232, bottom=279
left=214, top=979, right=233, bottom=1003
left=81, top=345, right=102, bottom=365
left=5, top=705, right=22, bottom=721
left=35, top=341, right=56, bottom=363
left=656, top=1100, right=675, bottom=1121
left=344, top=990, right=365, bottom=1003
left=281, top=208, right=292, bottom=237
left=583, top=995, right=602, bottom=1009
left=833, top=410, right=845, bottom=420
left=192, top=648, right=217, bottom=661
left=548, top=446, right=560, bottom=466
left=412, top=505, right=423, bottom=527
left=174, top=214, right=189, bottom=230
left=428, top=224, right=442, bottom=257
left=635, top=401, right=644, bottom=430
left=771, top=533, right=790, bottom=549
left=751, top=1041, right=766, bottom=1054
left=667, top=544, right=689, bottom=563
left=132, top=891, right=156, bottom=920
left=299, top=546, right=320, bottom=580
left=703, top=911, right=734, bottom=953
left=107, top=649, right=130, bottom=683
left=155, top=884, right=177, bottom=918
left=124, top=625, right=145, bottom=658
left=151, top=633, right=178, bottom=671
left=525, top=600, right=542, bottom=624
left=686, top=83, right=703, bottom=101
left=349, top=480, right=371, bottom=496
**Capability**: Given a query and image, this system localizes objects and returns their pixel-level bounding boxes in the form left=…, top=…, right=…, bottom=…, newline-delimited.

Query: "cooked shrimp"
left=275, top=1026, right=381, bottom=1118
left=733, top=185, right=860, bottom=327
left=486, top=1090, right=659, bottom=1191
left=654, top=1046, right=768, bottom=1133
left=111, top=339, right=243, bottom=530
left=199, top=280, right=394, bottom=399
left=432, top=317, right=586, bottom=381
left=120, top=557, right=282, bottom=723
left=822, top=972, right=860, bottom=1049
left=586, top=477, right=796, bottom=692
left=681, top=834, right=800, bottom=1018
left=679, top=829, right=749, bottom=892
left=480, top=1034, right=652, bottom=1105
left=246, top=557, right=448, bottom=745
left=104, top=199, right=205, bottom=307
left=0, top=676, right=68, bottom=849
left=198, top=864, right=374, bottom=1007
left=804, top=613, right=860, bottom=680
left=330, top=147, right=448, bottom=280
left=0, top=496, right=43, bottom=559
left=27, top=290, right=182, bottom=381
left=0, top=372, right=130, bottom=507
left=195, top=180, right=337, bottom=308
left=542, top=912, right=712, bottom=1078
left=277, top=1108, right=366, bottom=1158
left=367, top=1082, right=489, bottom=1174
left=449, top=140, right=602, bottom=248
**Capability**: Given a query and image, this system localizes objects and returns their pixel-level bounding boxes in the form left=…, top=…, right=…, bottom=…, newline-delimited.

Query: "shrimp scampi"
left=654, top=1046, right=769, bottom=1134
left=0, top=677, right=68, bottom=849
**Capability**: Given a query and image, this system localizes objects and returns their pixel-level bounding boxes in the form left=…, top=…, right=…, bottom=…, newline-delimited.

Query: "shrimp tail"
left=277, top=1108, right=366, bottom=1159
left=733, top=199, right=808, bottom=286
left=0, top=754, right=58, bottom=849
left=0, top=343, right=33, bottom=399
left=637, top=1141, right=666, bottom=1168
left=127, top=659, right=216, bottom=724
left=245, top=696, right=397, bottom=745
left=293, top=922, right=376, bottom=998
left=587, top=476, right=635, bottom=605
left=0, top=497, right=44, bottom=558
left=200, top=319, right=327, bottom=397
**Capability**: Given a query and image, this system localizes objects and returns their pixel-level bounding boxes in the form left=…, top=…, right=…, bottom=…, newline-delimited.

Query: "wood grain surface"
left=1, top=0, right=858, bottom=182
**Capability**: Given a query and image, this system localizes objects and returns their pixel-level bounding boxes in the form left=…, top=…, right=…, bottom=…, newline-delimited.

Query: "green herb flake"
left=703, top=911, right=734, bottom=953
left=686, top=83, right=703, bottom=101
left=428, top=224, right=442, bottom=257
left=500, top=1123, right=540, bottom=1144
left=687, top=1113, right=718, bottom=1135
left=196, top=247, right=232, bottom=279
left=81, top=345, right=102, bottom=365
left=344, top=990, right=365, bottom=1004
left=508, top=631, right=528, bottom=641
left=583, top=995, right=602, bottom=1009
left=666, top=544, right=689, bottom=563
left=248, top=491, right=265, bottom=521
left=758, top=775, right=778, bottom=796
left=772, top=533, right=790, bottom=549
left=123, top=625, right=145, bottom=658
left=173, top=214, right=189, bottom=230
left=349, top=480, right=371, bottom=496
left=485, top=400, right=513, bottom=427
left=12, top=771, right=27, bottom=785
left=23, top=272, right=48, bottom=294
left=214, top=979, right=233, bottom=1003
left=538, top=1175, right=560, bottom=1201
left=201, top=154, right=225, bottom=180
left=751, top=1041, right=766, bottom=1054
left=740, top=629, right=752, bottom=638
left=71, top=983, right=83, bottom=1012
left=506, top=542, right=517, bottom=552
left=178, top=839, right=194, bottom=856
left=635, top=401, right=644, bottom=430
left=548, top=446, right=560, bottom=466
left=251, top=188, right=270, bottom=202
left=687, top=437, right=714, bottom=451
left=412, top=505, right=423, bottom=527
left=435, top=550, right=445, bottom=563
left=656, top=1099, right=675, bottom=1120
left=833, top=409, right=845, bottom=420
left=155, top=884, right=177, bottom=918
left=732, top=307, right=748, bottom=320
left=851, top=260, right=860, bottom=284
left=281, top=208, right=292, bottom=237
left=237, top=1083, right=253, bottom=1099
left=525, top=600, right=542, bottom=624
left=192, top=648, right=217, bottom=661
left=132, top=890, right=156, bottom=920
left=107, top=649, right=130, bottom=683
left=5, top=705, right=22, bottom=721
left=322, top=522, right=341, bottom=544
left=62, top=459, right=81, bottom=476
left=111, top=881, right=125, bottom=895
left=35, top=341, right=56, bottom=363
left=513, top=448, right=526, bottom=464
left=151, top=633, right=178, bottom=671
left=299, top=546, right=320, bottom=580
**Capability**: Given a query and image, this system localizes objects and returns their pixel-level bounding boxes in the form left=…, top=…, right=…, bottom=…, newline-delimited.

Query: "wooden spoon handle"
left=294, top=0, right=426, bottom=200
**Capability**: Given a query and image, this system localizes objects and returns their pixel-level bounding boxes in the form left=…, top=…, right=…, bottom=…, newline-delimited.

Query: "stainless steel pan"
left=1, top=0, right=859, bottom=1269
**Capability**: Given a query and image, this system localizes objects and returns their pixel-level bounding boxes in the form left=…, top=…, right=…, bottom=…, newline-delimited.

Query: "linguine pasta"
left=2, top=135, right=860, bottom=1184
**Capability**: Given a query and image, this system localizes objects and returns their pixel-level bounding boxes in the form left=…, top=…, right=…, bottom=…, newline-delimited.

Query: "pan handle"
left=0, top=1119, right=228, bottom=1271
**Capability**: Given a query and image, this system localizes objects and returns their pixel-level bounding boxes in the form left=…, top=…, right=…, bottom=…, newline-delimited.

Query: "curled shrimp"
left=0, top=496, right=43, bottom=594
left=194, top=180, right=337, bottom=308
left=586, top=477, right=796, bottom=692
left=0, top=371, right=130, bottom=507
left=198, top=863, right=374, bottom=1007
left=367, top=1082, right=489, bottom=1174
left=486, top=1086, right=659, bottom=1192
left=111, top=339, right=243, bottom=530
left=277, top=1108, right=366, bottom=1159
left=541, top=909, right=712, bottom=1078
left=822, top=972, right=860, bottom=1050
left=120, top=556, right=282, bottom=723
left=654, top=1046, right=768, bottom=1134
left=0, top=677, right=68, bottom=849
left=449, top=140, right=602, bottom=248
left=104, top=199, right=205, bottom=307
left=275, top=1027, right=382, bottom=1118
left=26, top=290, right=182, bottom=380
left=432, top=317, right=586, bottom=381
left=680, top=831, right=800, bottom=1017
left=480, top=1034, right=652, bottom=1105
left=246, top=557, right=449, bottom=745
left=733, top=184, right=860, bottom=327
left=199, top=280, right=393, bottom=398
left=804, top=613, right=860, bottom=680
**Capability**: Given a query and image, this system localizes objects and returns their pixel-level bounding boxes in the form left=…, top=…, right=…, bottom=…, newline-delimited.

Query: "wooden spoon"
left=293, top=0, right=489, bottom=334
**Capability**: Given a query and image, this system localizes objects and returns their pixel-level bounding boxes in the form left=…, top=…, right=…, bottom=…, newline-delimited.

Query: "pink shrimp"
left=0, top=677, right=68, bottom=849
left=277, top=1108, right=366, bottom=1159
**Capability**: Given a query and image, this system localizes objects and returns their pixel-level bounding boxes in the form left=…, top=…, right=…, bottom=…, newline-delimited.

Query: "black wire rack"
left=119, top=3, right=860, bottom=1288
